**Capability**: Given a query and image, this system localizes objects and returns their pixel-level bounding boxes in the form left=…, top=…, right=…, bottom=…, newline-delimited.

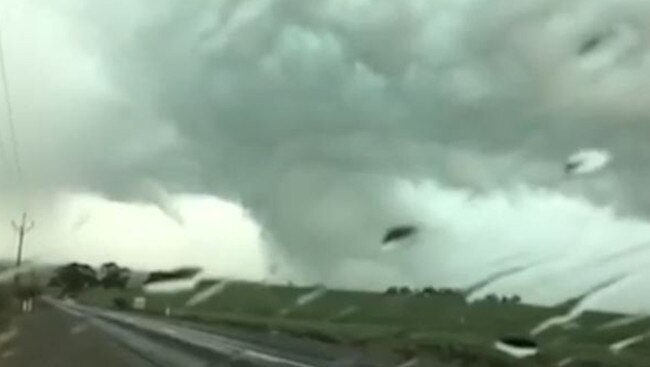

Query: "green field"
left=75, top=280, right=650, bottom=366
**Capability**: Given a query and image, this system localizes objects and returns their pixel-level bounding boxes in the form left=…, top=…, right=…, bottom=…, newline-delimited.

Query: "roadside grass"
left=74, top=280, right=650, bottom=366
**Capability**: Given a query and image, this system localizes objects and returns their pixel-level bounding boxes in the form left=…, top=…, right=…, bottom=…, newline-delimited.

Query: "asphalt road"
left=0, top=301, right=158, bottom=367
left=71, top=301, right=372, bottom=367
left=0, top=299, right=386, bottom=367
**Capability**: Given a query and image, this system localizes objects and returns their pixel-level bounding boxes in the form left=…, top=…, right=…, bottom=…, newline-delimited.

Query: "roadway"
left=0, top=300, right=158, bottom=367
left=0, top=298, right=391, bottom=367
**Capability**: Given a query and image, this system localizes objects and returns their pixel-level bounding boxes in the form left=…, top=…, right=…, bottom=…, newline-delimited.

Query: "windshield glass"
left=1, top=1, right=649, bottom=366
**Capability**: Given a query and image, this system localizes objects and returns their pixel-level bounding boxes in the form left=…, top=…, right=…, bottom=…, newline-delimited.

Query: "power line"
left=0, top=32, right=9, bottom=177
left=0, top=14, right=32, bottom=287
left=0, top=7, right=11, bottom=176
left=0, top=122, right=10, bottom=174
left=0, top=27, right=22, bottom=177
left=0, top=23, right=29, bottom=213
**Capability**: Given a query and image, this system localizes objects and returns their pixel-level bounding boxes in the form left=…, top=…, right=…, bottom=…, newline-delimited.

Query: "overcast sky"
left=2, top=0, right=650, bottom=312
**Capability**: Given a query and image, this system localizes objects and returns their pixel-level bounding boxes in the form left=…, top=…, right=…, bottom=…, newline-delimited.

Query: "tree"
left=113, top=296, right=130, bottom=310
left=440, top=288, right=457, bottom=295
left=421, top=286, right=436, bottom=297
left=99, top=262, right=118, bottom=278
left=50, top=262, right=98, bottom=296
left=398, top=286, right=412, bottom=295
left=47, top=276, right=62, bottom=287
left=485, top=294, right=499, bottom=303
left=99, top=262, right=130, bottom=289
left=385, top=286, right=399, bottom=295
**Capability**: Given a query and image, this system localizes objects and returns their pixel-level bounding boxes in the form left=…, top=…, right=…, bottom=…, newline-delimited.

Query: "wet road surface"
left=0, top=301, right=157, bottom=367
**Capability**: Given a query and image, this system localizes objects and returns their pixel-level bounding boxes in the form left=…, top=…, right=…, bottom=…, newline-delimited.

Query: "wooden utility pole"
left=13, top=212, right=34, bottom=312
left=12, top=212, right=34, bottom=268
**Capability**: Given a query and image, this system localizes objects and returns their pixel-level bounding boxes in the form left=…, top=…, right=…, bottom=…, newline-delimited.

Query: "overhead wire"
left=0, top=26, right=22, bottom=177
left=0, top=7, right=34, bottom=270
left=0, top=28, right=9, bottom=175
left=0, top=105, right=9, bottom=174
left=0, top=18, right=28, bottom=210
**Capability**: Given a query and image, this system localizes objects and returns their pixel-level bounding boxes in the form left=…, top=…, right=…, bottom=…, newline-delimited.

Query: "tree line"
left=49, top=262, right=131, bottom=296
left=384, top=286, right=521, bottom=304
left=48, top=262, right=202, bottom=297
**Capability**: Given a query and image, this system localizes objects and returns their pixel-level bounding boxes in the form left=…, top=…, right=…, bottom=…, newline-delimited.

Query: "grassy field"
left=74, top=280, right=650, bottom=366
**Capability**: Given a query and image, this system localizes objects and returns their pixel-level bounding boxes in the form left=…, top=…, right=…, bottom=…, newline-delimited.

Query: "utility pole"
left=12, top=212, right=34, bottom=268
left=13, top=212, right=35, bottom=312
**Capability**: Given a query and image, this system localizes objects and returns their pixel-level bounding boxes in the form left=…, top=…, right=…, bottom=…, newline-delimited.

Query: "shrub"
left=113, top=297, right=131, bottom=310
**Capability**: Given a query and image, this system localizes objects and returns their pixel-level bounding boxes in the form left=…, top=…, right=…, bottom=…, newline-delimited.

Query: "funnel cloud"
left=2, top=0, right=650, bottom=311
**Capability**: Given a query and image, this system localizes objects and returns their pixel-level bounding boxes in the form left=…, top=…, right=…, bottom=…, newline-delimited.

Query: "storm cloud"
left=1, top=0, right=650, bottom=309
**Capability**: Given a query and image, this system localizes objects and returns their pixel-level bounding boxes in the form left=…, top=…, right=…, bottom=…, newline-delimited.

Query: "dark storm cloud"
left=21, top=0, right=650, bottom=291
